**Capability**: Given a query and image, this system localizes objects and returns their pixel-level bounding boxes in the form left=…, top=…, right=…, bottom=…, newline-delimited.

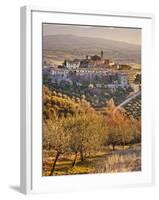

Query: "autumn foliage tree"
left=103, top=98, right=141, bottom=150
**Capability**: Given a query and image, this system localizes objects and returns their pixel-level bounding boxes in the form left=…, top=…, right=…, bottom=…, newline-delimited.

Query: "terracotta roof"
left=91, top=55, right=101, bottom=61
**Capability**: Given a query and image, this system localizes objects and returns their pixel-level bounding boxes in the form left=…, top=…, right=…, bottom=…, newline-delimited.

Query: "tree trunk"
left=72, top=152, right=78, bottom=167
left=84, top=150, right=87, bottom=159
left=49, top=151, right=60, bottom=176
left=112, top=144, right=115, bottom=151
left=80, top=149, right=84, bottom=161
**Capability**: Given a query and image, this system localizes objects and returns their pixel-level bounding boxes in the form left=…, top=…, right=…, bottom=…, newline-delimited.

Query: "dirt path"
left=113, top=91, right=141, bottom=116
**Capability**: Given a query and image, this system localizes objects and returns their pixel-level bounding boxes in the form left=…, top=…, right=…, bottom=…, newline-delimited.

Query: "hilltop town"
left=43, top=50, right=141, bottom=109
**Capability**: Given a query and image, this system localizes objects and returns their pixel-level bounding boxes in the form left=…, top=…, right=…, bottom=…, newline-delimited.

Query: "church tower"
left=101, top=50, right=103, bottom=59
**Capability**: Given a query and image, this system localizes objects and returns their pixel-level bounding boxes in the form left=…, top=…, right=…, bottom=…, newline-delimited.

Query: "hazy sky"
left=43, top=24, right=141, bottom=45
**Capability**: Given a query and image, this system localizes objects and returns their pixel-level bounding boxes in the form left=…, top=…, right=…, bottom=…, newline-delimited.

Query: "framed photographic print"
left=20, top=6, right=154, bottom=194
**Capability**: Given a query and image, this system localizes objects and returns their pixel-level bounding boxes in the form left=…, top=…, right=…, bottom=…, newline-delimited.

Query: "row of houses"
left=43, top=66, right=129, bottom=89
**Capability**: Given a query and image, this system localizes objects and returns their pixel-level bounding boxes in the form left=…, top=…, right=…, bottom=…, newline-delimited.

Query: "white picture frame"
left=20, top=6, right=154, bottom=194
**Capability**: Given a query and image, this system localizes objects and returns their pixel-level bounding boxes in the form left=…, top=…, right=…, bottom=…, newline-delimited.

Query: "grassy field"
left=42, top=144, right=141, bottom=176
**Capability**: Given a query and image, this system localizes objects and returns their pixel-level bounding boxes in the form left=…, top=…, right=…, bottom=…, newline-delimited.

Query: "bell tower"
left=101, top=50, right=103, bottom=59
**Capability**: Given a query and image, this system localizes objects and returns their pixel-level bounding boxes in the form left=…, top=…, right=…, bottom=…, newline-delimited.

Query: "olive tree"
left=62, top=113, right=106, bottom=167
left=43, top=120, right=70, bottom=175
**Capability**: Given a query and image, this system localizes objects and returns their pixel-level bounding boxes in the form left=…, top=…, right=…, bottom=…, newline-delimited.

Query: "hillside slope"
left=43, top=34, right=141, bottom=64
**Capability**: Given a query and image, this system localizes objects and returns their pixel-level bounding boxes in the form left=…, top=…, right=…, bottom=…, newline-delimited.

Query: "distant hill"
left=43, top=34, right=141, bottom=64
